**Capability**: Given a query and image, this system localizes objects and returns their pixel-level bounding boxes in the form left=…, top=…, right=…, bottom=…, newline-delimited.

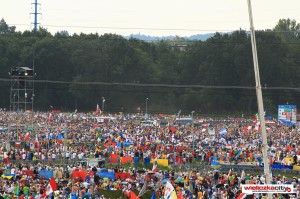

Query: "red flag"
left=236, top=193, right=247, bottom=199
left=129, top=190, right=139, bottom=199
left=72, top=170, right=87, bottom=179
left=40, top=178, right=57, bottom=198
left=24, top=132, right=30, bottom=140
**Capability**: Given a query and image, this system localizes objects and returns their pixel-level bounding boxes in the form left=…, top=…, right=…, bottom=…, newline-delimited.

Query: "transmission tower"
left=31, top=0, right=41, bottom=32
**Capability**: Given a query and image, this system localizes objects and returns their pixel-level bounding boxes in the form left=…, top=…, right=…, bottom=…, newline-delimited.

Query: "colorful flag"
left=152, top=158, right=158, bottom=172
left=164, top=181, right=175, bottom=199
left=40, top=178, right=57, bottom=198
left=1, top=174, right=15, bottom=179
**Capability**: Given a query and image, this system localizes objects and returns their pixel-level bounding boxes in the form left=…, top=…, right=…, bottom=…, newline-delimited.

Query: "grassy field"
left=99, top=190, right=153, bottom=199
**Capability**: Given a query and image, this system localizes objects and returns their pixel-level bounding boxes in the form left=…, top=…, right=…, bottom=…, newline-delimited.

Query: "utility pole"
left=247, top=1, right=271, bottom=199
left=30, top=0, right=39, bottom=112
left=31, top=0, right=41, bottom=32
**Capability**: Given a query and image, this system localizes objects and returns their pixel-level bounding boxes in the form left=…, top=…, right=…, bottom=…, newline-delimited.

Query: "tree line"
left=0, top=18, right=300, bottom=116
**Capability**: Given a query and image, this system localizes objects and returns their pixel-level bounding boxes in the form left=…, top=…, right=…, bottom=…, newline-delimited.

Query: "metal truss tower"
left=10, top=67, right=35, bottom=112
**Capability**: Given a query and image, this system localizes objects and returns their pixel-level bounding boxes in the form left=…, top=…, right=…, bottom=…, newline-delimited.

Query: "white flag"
left=138, top=178, right=147, bottom=197
left=208, top=127, right=215, bottom=135
left=164, top=181, right=175, bottom=199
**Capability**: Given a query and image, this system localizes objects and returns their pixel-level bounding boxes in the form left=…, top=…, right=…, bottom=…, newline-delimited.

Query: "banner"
left=39, top=170, right=54, bottom=179
left=144, top=157, right=151, bottom=166
left=151, top=158, right=168, bottom=167
left=97, top=172, right=116, bottom=180
left=115, top=172, right=131, bottom=180
left=278, top=105, right=297, bottom=125
left=72, top=171, right=86, bottom=180
left=134, top=157, right=139, bottom=165
left=120, top=156, right=133, bottom=164
left=21, top=170, right=34, bottom=178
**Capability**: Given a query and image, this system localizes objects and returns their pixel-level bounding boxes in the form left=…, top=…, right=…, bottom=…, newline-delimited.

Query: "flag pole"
left=246, top=1, right=271, bottom=199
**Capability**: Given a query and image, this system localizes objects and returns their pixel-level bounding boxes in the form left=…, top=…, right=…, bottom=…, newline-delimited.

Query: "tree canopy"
left=0, top=18, right=300, bottom=116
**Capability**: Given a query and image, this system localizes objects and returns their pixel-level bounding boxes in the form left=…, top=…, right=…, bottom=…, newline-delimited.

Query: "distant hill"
left=125, top=33, right=215, bottom=41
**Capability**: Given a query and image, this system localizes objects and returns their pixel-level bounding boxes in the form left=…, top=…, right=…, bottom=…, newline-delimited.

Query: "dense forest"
left=0, top=18, right=300, bottom=116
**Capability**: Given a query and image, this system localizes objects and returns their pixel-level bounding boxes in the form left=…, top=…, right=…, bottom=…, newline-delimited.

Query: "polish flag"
left=152, top=158, right=158, bottom=172
left=24, top=132, right=30, bottom=140
left=34, top=136, right=40, bottom=151
left=3, top=152, right=10, bottom=165
left=227, top=169, right=232, bottom=179
left=96, top=104, right=101, bottom=115
left=15, top=142, right=21, bottom=147
left=49, top=113, right=53, bottom=121
left=236, top=193, right=247, bottom=199
left=40, top=178, right=57, bottom=198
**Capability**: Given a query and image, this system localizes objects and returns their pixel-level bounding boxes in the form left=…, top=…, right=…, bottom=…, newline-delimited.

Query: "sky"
left=1, top=0, right=300, bottom=37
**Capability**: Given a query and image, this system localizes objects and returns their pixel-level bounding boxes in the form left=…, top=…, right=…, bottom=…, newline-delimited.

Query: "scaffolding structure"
left=10, top=67, right=35, bottom=112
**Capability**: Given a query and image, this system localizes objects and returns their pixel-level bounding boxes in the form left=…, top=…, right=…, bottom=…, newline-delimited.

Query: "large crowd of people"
left=0, top=111, right=299, bottom=199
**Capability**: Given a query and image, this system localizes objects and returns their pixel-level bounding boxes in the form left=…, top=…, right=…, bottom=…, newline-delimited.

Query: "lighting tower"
left=10, top=67, right=34, bottom=112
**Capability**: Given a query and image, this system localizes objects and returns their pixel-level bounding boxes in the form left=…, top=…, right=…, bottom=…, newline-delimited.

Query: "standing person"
left=23, top=184, right=29, bottom=196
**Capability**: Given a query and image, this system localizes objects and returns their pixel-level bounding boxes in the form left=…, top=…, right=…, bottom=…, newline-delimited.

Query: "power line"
left=0, top=77, right=300, bottom=91
left=8, top=23, right=300, bottom=33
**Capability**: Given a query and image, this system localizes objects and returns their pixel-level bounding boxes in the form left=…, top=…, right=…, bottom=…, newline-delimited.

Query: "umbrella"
left=161, top=179, right=169, bottom=184
left=137, top=170, right=146, bottom=174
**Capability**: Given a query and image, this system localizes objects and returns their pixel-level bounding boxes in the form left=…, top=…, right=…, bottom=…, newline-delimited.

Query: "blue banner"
left=144, top=157, right=151, bottom=166
left=134, top=157, right=139, bottom=165
left=116, top=142, right=132, bottom=147
left=39, top=170, right=54, bottom=179
left=97, top=172, right=115, bottom=180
